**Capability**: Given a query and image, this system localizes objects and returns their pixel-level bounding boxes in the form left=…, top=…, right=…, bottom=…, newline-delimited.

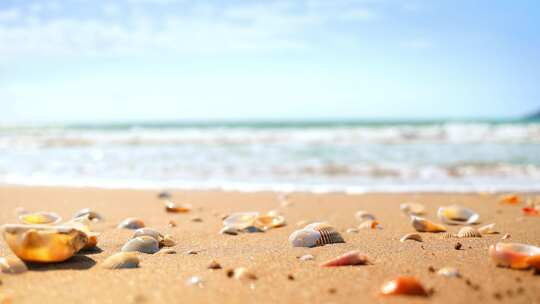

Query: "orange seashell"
left=522, top=207, right=540, bottom=216
left=489, top=242, right=540, bottom=269
left=500, top=194, right=520, bottom=205
left=320, top=251, right=369, bottom=267
left=165, top=201, right=191, bottom=213
left=380, top=276, right=428, bottom=296
left=525, top=255, right=540, bottom=270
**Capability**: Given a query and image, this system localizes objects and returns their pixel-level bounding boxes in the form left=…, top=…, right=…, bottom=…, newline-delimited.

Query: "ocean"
left=1, top=119, right=539, bottom=193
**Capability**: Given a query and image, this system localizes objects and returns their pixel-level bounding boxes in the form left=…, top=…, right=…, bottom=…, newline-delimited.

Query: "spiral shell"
left=456, top=226, right=482, bottom=238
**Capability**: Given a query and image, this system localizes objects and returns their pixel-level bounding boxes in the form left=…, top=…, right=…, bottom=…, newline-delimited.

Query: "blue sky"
left=0, top=0, right=539, bottom=123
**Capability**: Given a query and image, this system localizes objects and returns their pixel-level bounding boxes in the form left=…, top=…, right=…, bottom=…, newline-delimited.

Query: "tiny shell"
left=160, top=234, right=176, bottom=247
left=320, top=251, right=369, bottom=267
left=400, top=233, right=423, bottom=242
left=133, top=228, right=163, bottom=242
left=223, top=212, right=259, bottom=230
left=355, top=210, right=376, bottom=222
left=102, top=252, right=140, bottom=269
left=440, top=232, right=455, bottom=239
left=18, top=212, right=61, bottom=225
left=380, top=276, right=428, bottom=296
left=456, top=226, right=482, bottom=238
left=219, top=226, right=238, bottom=235
left=233, top=267, right=257, bottom=281
left=208, top=260, right=222, bottom=269
left=72, top=208, right=103, bottom=222
left=400, top=203, right=425, bottom=215
left=165, top=201, right=191, bottom=213
left=117, top=218, right=145, bottom=230
left=346, top=228, right=359, bottom=233
left=502, top=233, right=511, bottom=240
left=186, top=276, right=204, bottom=287
left=358, top=220, right=381, bottom=230
left=437, top=205, right=479, bottom=225
left=0, top=256, right=28, bottom=274
left=437, top=267, right=460, bottom=278
left=489, top=242, right=540, bottom=269
left=411, top=216, right=446, bottom=233
left=121, top=236, right=159, bottom=254
left=478, top=223, right=498, bottom=235
left=299, top=254, right=315, bottom=261
left=289, top=222, right=345, bottom=247
left=499, top=194, right=520, bottom=205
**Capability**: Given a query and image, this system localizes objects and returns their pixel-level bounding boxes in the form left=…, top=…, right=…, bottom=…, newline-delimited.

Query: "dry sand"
left=0, top=186, right=539, bottom=303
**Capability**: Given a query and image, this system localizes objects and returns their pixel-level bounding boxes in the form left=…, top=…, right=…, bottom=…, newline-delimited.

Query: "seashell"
left=437, top=267, right=460, bottom=278
left=440, top=232, right=455, bottom=239
left=358, top=220, right=381, bottom=230
left=320, top=250, right=369, bottom=267
left=117, top=218, right=145, bottom=230
left=18, top=212, right=61, bottom=225
left=437, top=205, right=479, bottom=225
left=208, top=260, right=222, bottom=269
left=299, top=254, right=314, bottom=261
left=219, top=226, right=238, bottom=235
left=232, top=267, right=257, bottom=281
left=400, top=203, right=425, bottom=215
left=289, top=222, right=345, bottom=247
left=160, top=234, right=176, bottom=247
left=186, top=276, right=204, bottom=287
left=355, top=210, right=376, bottom=222
left=102, top=252, right=140, bottom=269
left=346, top=228, right=359, bottom=233
left=2, top=224, right=88, bottom=263
left=161, top=248, right=176, bottom=254
left=489, top=242, right=540, bottom=269
left=168, top=220, right=177, bottom=228
left=253, top=214, right=286, bottom=230
left=499, top=194, right=520, bottom=205
left=522, top=207, right=540, bottom=216
left=502, top=233, right=511, bottom=240
left=165, top=201, right=191, bottom=213
left=411, top=216, right=446, bottom=233
left=72, top=208, right=103, bottom=222
left=380, top=276, right=428, bottom=296
left=478, top=223, right=498, bottom=234
left=456, top=226, right=482, bottom=238
left=63, top=221, right=99, bottom=250
left=0, top=256, right=28, bottom=274
left=223, top=212, right=259, bottom=230
left=187, top=249, right=198, bottom=255
left=121, top=236, right=159, bottom=254
left=133, top=228, right=163, bottom=242
left=525, top=254, right=540, bottom=270
left=400, top=233, right=422, bottom=242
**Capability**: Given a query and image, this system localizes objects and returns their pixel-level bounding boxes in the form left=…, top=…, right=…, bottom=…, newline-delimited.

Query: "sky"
left=0, top=0, right=539, bottom=124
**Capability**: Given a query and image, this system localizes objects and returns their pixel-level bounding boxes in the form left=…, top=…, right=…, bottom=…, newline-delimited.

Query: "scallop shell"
left=253, top=214, right=286, bottom=230
left=18, top=212, right=61, bottom=225
left=165, top=201, right=191, bottom=213
left=478, top=223, right=498, bottom=235
left=117, top=218, right=145, bottom=230
left=102, top=252, right=140, bottom=269
left=320, top=250, right=369, bottom=267
left=72, top=208, right=103, bottom=222
left=0, top=256, right=28, bottom=274
left=133, top=228, right=163, bottom=242
left=400, top=203, right=425, bottom=215
left=355, top=210, right=376, bottom=222
left=411, top=216, right=446, bottom=233
left=289, top=222, right=345, bottom=247
left=489, top=242, right=540, bottom=269
left=380, top=276, right=428, bottom=296
left=358, top=220, right=381, bottom=230
left=437, top=205, right=479, bottom=225
left=400, top=233, right=422, bottom=242
left=437, top=267, right=460, bottom=278
left=121, top=236, right=159, bottom=254
left=456, top=226, right=482, bottom=238
left=2, top=224, right=88, bottom=263
left=223, top=212, right=259, bottom=230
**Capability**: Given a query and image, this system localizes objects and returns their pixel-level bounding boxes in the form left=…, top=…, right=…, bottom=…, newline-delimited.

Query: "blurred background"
left=0, top=0, right=539, bottom=192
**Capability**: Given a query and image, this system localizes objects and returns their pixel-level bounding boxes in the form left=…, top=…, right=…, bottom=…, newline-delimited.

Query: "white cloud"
left=0, top=8, right=20, bottom=22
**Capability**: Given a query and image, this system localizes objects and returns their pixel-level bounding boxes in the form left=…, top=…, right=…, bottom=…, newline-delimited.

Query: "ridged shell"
left=121, top=236, right=159, bottom=254
left=133, top=228, right=163, bottom=242
left=478, top=223, right=498, bottom=235
left=380, top=276, right=427, bottom=296
left=117, top=218, right=145, bottom=230
left=489, top=242, right=540, bottom=269
left=0, top=256, right=28, bottom=274
left=102, top=252, right=140, bottom=269
left=223, top=212, right=259, bottom=230
left=320, top=251, right=369, bottom=267
left=355, top=211, right=376, bottom=222
left=400, top=233, right=422, bottom=242
left=2, top=224, right=88, bottom=263
left=411, top=216, right=446, bottom=233
left=72, top=208, right=103, bottom=222
left=456, top=226, right=482, bottom=238
left=437, top=205, right=479, bottom=225
left=437, top=267, right=460, bottom=278
left=400, top=203, right=425, bottom=215
left=440, top=232, right=455, bottom=239
left=289, top=223, right=345, bottom=247
left=18, top=212, right=61, bottom=225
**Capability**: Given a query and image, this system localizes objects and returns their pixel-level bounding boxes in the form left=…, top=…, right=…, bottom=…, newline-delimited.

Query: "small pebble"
left=187, top=250, right=199, bottom=255
left=454, top=242, right=462, bottom=250
left=299, top=254, right=314, bottom=261
left=161, top=249, right=176, bottom=254
left=428, top=266, right=435, bottom=273
left=287, top=274, right=295, bottom=281
left=208, top=260, right=222, bottom=269
left=190, top=217, right=203, bottom=222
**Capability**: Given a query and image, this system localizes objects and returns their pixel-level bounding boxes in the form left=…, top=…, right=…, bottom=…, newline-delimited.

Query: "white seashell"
left=411, top=216, right=446, bottom=232
left=456, top=226, right=481, bottom=238
left=133, top=228, right=163, bottom=242
left=437, top=205, right=479, bottom=225
left=489, top=242, right=540, bottom=269
left=400, top=233, right=422, bottom=242
left=121, top=236, right=159, bottom=254
left=219, top=226, right=238, bottom=235
left=223, top=212, right=259, bottom=230
left=18, top=212, right=61, bottom=225
left=502, top=233, right=511, bottom=240
left=117, top=218, right=145, bottom=230
left=478, top=223, right=498, bottom=235
left=102, top=252, right=140, bottom=269
left=299, top=254, right=315, bottom=261
left=400, top=203, right=425, bottom=215
left=355, top=210, right=376, bottom=222
left=0, top=256, right=28, bottom=274
left=437, top=267, right=461, bottom=278
left=186, top=276, right=204, bottom=287
left=358, top=220, right=381, bottom=230
left=72, top=208, right=103, bottom=222
left=289, top=223, right=345, bottom=247
left=346, top=228, right=359, bottom=233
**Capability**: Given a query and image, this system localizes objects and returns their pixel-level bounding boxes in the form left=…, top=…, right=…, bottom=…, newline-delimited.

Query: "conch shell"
left=411, top=216, right=446, bottom=232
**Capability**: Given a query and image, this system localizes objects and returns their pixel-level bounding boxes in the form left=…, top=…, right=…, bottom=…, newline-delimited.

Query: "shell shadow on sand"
left=26, top=255, right=97, bottom=271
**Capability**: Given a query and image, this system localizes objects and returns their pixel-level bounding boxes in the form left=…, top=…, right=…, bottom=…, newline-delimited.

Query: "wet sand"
left=0, top=186, right=539, bottom=303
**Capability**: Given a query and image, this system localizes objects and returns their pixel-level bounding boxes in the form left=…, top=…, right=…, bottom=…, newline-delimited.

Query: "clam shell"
left=411, top=216, right=446, bottom=233
left=289, top=223, right=345, bottom=247
left=400, top=203, right=425, bottom=215
left=355, top=211, right=376, bottom=222
left=489, top=242, right=540, bottom=269
left=0, top=256, right=28, bottom=274
left=437, top=267, right=460, bottom=278
left=478, top=223, right=498, bottom=235
left=133, top=228, right=163, bottom=242
left=2, top=224, right=88, bottom=263
left=223, top=212, right=259, bottom=230
left=320, top=250, right=369, bottom=267
left=18, top=212, right=61, bottom=225
left=400, top=233, right=422, bottom=242
left=121, top=236, right=159, bottom=254
left=117, top=218, right=145, bottom=230
left=165, top=201, right=191, bottom=213
left=253, top=214, right=286, bottom=230
left=456, top=226, right=481, bottom=238
left=358, top=220, right=381, bottom=230
left=219, top=226, right=238, bottom=235
left=72, top=208, right=103, bottom=222
left=437, top=205, right=479, bottom=225
left=102, top=252, right=140, bottom=269
left=380, top=276, right=428, bottom=296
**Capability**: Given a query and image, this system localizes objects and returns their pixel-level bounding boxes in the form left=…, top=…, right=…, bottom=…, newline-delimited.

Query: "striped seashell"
left=440, top=232, right=456, bottom=239
left=456, top=226, right=482, bottom=238
left=289, top=222, right=345, bottom=247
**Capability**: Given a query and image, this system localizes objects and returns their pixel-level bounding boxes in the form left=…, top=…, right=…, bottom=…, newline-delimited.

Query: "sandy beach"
left=0, top=186, right=539, bottom=303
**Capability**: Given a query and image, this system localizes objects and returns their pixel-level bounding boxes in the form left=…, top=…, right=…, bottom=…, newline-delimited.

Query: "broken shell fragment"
left=380, top=276, right=428, bottom=296
left=18, top=212, right=61, bottom=225
left=133, top=228, right=163, bottom=242
left=121, top=236, right=159, bottom=254
left=355, top=211, right=376, bottom=222
left=411, top=216, right=446, bottom=233
left=478, top=223, right=498, bottom=235
left=320, top=250, right=369, bottom=267
left=2, top=224, right=88, bottom=263
left=346, top=228, right=359, bottom=233
left=72, top=208, right=103, bottom=222
left=289, top=222, right=345, bottom=247
left=358, top=220, right=381, bottom=230
left=400, top=233, right=423, bottom=242
left=117, top=218, right=145, bottom=230
left=400, top=203, right=425, bottom=215
left=102, top=252, right=140, bottom=269
left=489, top=242, right=540, bottom=269
left=186, top=276, right=204, bottom=287
left=160, top=234, right=176, bottom=247
left=223, top=212, right=259, bottom=230
left=0, top=256, right=28, bottom=274
left=456, top=226, right=482, bottom=238
left=437, top=267, right=461, bottom=278
left=437, top=205, right=479, bottom=225
left=165, top=201, right=191, bottom=213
